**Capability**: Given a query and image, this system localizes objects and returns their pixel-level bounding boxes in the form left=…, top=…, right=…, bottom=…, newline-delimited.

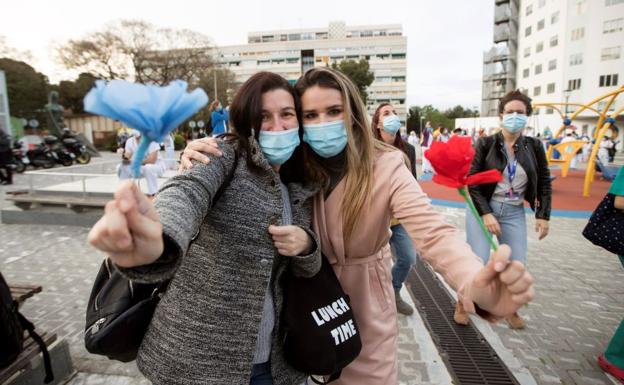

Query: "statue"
left=45, top=91, right=65, bottom=137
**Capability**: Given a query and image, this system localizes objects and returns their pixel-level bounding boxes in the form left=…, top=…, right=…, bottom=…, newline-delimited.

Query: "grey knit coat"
left=119, top=138, right=321, bottom=385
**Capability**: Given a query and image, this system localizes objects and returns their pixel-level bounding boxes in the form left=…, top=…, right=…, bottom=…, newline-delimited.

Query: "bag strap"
left=16, top=303, right=54, bottom=384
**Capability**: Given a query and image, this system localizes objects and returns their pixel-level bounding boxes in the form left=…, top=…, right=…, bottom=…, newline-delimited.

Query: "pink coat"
left=313, top=150, right=486, bottom=385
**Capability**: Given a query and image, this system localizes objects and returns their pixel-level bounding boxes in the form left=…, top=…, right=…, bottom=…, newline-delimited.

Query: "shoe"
left=506, top=312, right=526, bottom=329
left=394, top=289, right=414, bottom=315
left=598, top=354, right=624, bottom=384
left=454, top=302, right=469, bottom=325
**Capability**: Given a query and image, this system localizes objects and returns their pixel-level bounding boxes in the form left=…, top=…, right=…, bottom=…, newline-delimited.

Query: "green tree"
left=0, top=58, right=49, bottom=118
left=331, top=59, right=374, bottom=104
left=57, top=73, right=98, bottom=114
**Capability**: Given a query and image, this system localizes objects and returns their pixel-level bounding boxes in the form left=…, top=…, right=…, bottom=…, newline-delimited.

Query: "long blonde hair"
left=295, top=67, right=394, bottom=242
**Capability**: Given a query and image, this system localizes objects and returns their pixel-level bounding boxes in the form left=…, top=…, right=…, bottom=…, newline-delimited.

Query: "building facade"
left=212, top=21, right=408, bottom=122
left=481, top=0, right=624, bottom=137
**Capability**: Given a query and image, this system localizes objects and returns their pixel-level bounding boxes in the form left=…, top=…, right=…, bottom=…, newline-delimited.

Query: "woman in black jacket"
left=457, top=90, right=552, bottom=329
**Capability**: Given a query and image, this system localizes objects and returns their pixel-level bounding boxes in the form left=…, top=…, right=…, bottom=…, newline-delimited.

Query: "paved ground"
left=0, top=153, right=447, bottom=385
left=1, top=151, right=623, bottom=384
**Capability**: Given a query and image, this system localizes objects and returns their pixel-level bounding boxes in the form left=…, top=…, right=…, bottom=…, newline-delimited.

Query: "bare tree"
left=0, top=35, right=34, bottom=62
left=56, top=20, right=214, bottom=85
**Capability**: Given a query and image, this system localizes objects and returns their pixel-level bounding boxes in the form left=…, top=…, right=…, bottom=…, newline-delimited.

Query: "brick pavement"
left=2, top=152, right=623, bottom=384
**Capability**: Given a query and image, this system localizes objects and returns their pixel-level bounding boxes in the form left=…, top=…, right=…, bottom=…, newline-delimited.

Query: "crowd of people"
left=85, top=68, right=622, bottom=384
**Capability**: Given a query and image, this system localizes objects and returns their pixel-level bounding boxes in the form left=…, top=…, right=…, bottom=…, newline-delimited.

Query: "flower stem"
left=458, top=187, right=498, bottom=251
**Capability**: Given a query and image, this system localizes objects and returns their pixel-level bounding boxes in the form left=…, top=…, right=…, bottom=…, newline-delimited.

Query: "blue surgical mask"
left=258, top=127, right=300, bottom=165
left=303, top=120, right=348, bottom=158
left=502, top=113, right=528, bottom=133
left=382, top=115, right=401, bottom=136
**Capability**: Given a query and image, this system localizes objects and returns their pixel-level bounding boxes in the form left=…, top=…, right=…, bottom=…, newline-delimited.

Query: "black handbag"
left=281, top=254, right=362, bottom=384
left=84, top=150, right=238, bottom=361
left=84, top=258, right=167, bottom=362
left=582, top=193, right=624, bottom=256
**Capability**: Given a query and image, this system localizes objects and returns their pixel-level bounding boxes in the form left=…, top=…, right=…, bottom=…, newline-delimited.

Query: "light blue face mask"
left=382, top=115, right=401, bottom=136
left=258, top=127, right=300, bottom=165
left=303, top=120, right=348, bottom=158
left=502, top=113, right=528, bottom=134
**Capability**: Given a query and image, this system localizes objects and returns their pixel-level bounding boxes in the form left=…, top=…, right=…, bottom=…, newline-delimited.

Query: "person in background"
left=0, top=129, right=13, bottom=185
left=210, top=100, right=229, bottom=136
left=408, top=131, right=419, bottom=148
left=117, top=129, right=166, bottom=197
left=599, top=135, right=615, bottom=165
left=421, top=121, right=434, bottom=174
left=452, top=128, right=463, bottom=137
left=459, top=89, right=551, bottom=329
left=438, top=127, right=450, bottom=143
left=597, top=166, right=624, bottom=383
left=371, top=102, right=419, bottom=315
left=163, top=133, right=176, bottom=170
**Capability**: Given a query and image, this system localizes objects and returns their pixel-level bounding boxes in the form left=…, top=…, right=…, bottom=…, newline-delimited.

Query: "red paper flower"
left=425, top=136, right=502, bottom=188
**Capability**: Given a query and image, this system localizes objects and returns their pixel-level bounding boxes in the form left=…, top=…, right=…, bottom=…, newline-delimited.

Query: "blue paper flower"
left=84, top=80, right=208, bottom=178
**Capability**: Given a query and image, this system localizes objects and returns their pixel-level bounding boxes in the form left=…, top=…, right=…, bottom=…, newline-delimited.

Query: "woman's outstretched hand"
left=468, top=244, right=535, bottom=317
left=88, top=181, right=164, bottom=268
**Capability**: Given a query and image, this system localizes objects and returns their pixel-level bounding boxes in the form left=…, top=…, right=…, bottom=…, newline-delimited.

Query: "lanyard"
left=507, top=158, right=518, bottom=184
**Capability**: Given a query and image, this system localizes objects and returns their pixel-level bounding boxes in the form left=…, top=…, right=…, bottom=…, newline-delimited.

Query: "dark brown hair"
left=498, top=89, right=533, bottom=116
left=225, top=71, right=304, bottom=181
left=371, top=103, right=408, bottom=155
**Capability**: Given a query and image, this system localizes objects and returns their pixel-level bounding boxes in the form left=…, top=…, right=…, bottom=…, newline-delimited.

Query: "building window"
left=547, top=83, right=556, bottom=93
left=534, top=86, right=541, bottom=96
left=551, top=11, right=560, bottom=24
left=546, top=108, right=554, bottom=114
left=525, top=26, right=532, bottom=37
left=526, top=4, right=533, bottom=15
left=602, top=46, right=622, bottom=60
left=288, top=33, right=301, bottom=41
left=576, top=0, right=587, bottom=14
left=571, top=27, right=585, bottom=41
left=524, top=47, right=531, bottom=57
left=568, top=78, right=582, bottom=90
left=606, top=0, right=624, bottom=5
left=392, top=53, right=406, bottom=59
left=538, top=19, right=545, bottom=30
left=599, top=74, right=619, bottom=87
left=536, top=41, right=544, bottom=52
left=539, top=0, right=546, bottom=7
left=548, top=59, right=557, bottom=71
left=603, top=18, right=624, bottom=34
left=523, top=68, right=530, bottom=78
left=550, top=35, right=558, bottom=47
left=535, top=64, right=543, bottom=74
left=570, top=53, right=583, bottom=66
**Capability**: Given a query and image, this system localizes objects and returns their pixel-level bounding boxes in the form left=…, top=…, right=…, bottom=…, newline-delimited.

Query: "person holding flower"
left=181, top=68, right=536, bottom=384
left=88, top=73, right=322, bottom=385
left=458, top=89, right=552, bottom=329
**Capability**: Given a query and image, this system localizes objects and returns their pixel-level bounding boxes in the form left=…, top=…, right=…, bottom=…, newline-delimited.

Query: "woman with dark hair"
left=88, top=72, right=321, bottom=385
left=371, top=103, right=418, bottom=315
left=457, top=89, right=552, bottom=329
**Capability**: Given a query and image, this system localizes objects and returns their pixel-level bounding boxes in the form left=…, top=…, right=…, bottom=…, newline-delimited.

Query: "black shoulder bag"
left=0, top=272, right=54, bottom=383
left=85, top=151, right=238, bottom=361
left=281, top=254, right=362, bottom=384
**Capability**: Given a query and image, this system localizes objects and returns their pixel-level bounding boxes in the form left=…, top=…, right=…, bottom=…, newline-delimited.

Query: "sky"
left=0, top=0, right=494, bottom=110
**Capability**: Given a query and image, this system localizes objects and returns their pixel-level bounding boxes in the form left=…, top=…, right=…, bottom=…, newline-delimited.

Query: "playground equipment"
left=533, top=85, right=623, bottom=197
left=548, top=140, right=585, bottom=178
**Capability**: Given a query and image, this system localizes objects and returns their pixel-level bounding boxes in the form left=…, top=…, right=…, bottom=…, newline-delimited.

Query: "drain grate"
left=406, top=259, right=520, bottom=385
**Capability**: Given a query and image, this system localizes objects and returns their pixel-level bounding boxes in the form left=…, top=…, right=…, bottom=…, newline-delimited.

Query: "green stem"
left=458, top=187, right=498, bottom=251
